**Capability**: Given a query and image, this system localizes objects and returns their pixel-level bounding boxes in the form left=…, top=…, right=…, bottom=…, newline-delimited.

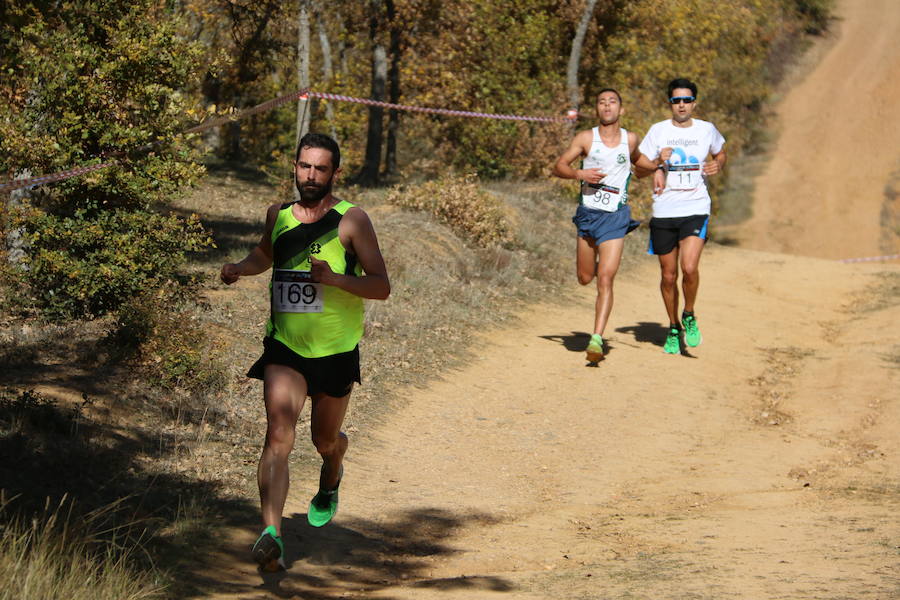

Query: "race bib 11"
left=272, top=269, right=323, bottom=313
left=665, top=162, right=702, bottom=191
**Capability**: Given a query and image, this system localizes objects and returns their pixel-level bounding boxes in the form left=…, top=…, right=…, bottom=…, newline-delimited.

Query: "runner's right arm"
left=220, top=203, right=278, bottom=285
left=552, top=130, right=605, bottom=184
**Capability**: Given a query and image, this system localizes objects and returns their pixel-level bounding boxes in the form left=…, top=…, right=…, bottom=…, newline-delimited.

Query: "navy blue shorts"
left=572, top=204, right=641, bottom=244
left=247, top=337, right=361, bottom=398
left=647, top=214, right=709, bottom=255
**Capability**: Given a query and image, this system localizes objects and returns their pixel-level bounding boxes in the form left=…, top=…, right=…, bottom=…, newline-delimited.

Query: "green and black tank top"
left=266, top=199, right=363, bottom=358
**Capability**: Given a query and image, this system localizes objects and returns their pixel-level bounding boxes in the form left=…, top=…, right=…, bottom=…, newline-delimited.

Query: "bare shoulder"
left=627, top=130, right=639, bottom=149
left=574, top=128, right=595, bottom=144
left=265, top=202, right=283, bottom=219
left=341, top=204, right=377, bottom=234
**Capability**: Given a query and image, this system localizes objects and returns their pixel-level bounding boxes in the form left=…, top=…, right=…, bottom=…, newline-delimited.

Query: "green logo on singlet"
left=617, top=154, right=626, bottom=164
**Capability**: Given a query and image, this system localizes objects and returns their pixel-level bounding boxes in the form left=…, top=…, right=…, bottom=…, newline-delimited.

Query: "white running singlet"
left=580, top=127, right=632, bottom=212
left=638, top=118, right=725, bottom=218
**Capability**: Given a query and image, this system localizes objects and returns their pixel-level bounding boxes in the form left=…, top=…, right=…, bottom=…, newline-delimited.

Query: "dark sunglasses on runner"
left=669, top=96, right=695, bottom=104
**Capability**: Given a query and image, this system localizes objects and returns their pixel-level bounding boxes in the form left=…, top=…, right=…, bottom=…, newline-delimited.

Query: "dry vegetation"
left=0, top=167, right=647, bottom=597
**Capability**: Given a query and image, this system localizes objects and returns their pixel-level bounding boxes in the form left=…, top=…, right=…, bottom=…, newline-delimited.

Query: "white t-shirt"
left=638, top=118, right=725, bottom=218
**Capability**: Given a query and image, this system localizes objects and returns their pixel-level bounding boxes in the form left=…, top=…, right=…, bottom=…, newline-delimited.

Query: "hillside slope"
left=734, top=0, right=900, bottom=260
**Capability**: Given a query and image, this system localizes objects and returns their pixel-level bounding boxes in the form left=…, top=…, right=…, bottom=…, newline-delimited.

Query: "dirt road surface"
left=203, top=247, right=898, bottom=599
left=735, top=0, right=900, bottom=261
left=199, top=2, right=899, bottom=597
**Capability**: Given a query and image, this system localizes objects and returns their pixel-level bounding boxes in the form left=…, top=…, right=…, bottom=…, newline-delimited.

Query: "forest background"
left=0, top=0, right=832, bottom=598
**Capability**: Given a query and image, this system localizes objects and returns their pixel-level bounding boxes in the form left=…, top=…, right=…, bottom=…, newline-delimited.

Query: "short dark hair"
left=596, top=88, right=622, bottom=103
left=295, top=132, right=341, bottom=169
left=667, top=78, right=697, bottom=99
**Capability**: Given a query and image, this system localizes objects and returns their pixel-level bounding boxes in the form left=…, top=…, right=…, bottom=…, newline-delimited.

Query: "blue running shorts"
left=572, top=204, right=641, bottom=244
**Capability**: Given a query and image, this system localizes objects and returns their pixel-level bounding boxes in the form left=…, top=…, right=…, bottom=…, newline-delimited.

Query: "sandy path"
left=735, top=0, right=900, bottom=260
left=202, top=245, right=898, bottom=599
left=192, top=3, right=900, bottom=597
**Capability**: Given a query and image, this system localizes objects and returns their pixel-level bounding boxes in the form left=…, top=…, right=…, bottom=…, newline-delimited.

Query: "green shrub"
left=111, top=290, right=228, bottom=402
left=0, top=1, right=211, bottom=320
left=386, top=174, right=516, bottom=248
left=10, top=208, right=212, bottom=320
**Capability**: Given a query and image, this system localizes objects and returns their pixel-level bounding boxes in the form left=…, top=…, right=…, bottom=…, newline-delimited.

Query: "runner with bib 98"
left=552, top=88, right=655, bottom=363
left=637, top=78, right=727, bottom=355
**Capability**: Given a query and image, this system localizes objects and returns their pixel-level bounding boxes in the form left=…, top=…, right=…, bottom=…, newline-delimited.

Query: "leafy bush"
left=386, top=174, right=515, bottom=248
left=0, top=1, right=211, bottom=320
left=10, top=208, right=212, bottom=320
left=110, top=289, right=228, bottom=402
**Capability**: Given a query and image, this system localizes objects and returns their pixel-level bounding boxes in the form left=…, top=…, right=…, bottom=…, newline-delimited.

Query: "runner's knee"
left=311, top=431, right=342, bottom=457
left=577, top=271, right=594, bottom=286
left=265, top=421, right=296, bottom=454
left=596, top=270, right=615, bottom=289
left=681, top=263, right=699, bottom=281
left=660, top=270, right=678, bottom=287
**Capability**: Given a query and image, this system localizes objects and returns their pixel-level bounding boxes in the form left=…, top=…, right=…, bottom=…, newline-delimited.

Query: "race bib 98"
left=665, top=163, right=702, bottom=191
left=581, top=182, right=623, bottom=212
left=272, top=269, right=323, bottom=313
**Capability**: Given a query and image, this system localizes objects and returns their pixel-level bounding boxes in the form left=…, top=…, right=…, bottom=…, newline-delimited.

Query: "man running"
left=220, top=133, right=390, bottom=571
left=637, top=78, right=726, bottom=354
left=552, top=88, right=648, bottom=362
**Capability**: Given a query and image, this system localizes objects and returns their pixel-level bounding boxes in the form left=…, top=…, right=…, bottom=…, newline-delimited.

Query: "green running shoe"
left=308, top=465, right=342, bottom=528
left=586, top=333, right=604, bottom=362
left=683, top=314, right=702, bottom=347
left=251, top=525, right=284, bottom=571
left=663, top=327, right=681, bottom=354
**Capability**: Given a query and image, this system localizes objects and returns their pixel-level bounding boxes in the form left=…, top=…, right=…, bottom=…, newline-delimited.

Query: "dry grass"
left=0, top=495, right=164, bottom=600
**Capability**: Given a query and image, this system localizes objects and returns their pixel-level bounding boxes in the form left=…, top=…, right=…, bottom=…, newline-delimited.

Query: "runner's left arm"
left=703, top=146, right=727, bottom=176
left=309, top=207, right=390, bottom=300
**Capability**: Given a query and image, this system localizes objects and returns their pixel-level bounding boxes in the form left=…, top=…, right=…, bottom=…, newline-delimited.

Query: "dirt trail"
left=196, top=2, right=900, bottom=597
left=734, top=0, right=900, bottom=260
left=203, top=245, right=898, bottom=599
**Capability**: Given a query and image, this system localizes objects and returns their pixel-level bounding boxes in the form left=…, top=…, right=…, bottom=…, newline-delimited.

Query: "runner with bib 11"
left=637, top=78, right=727, bottom=355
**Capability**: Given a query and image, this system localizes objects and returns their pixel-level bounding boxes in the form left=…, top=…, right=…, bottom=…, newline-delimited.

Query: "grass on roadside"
left=0, top=495, right=164, bottom=600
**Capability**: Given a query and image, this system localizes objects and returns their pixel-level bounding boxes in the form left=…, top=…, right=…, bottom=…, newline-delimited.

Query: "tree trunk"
left=296, top=0, right=311, bottom=147
left=357, top=2, right=386, bottom=187
left=566, top=0, right=598, bottom=119
left=383, top=0, right=400, bottom=177
left=314, top=6, right=338, bottom=140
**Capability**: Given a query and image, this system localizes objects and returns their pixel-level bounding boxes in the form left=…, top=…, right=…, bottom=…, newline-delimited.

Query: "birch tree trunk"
left=566, top=0, right=598, bottom=120
left=296, top=0, right=311, bottom=147
left=314, top=6, right=338, bottom=140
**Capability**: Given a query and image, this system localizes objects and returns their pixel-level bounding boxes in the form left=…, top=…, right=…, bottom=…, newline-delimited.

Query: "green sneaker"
left=308, top=465, right=342, bottom=528
left=251, top=525, right=284, bottom=571
left=586, top=333, right=604, bottom=362
left=663, top=327, right=681, bottom=354
left=683, top=314, right=702, bottom=347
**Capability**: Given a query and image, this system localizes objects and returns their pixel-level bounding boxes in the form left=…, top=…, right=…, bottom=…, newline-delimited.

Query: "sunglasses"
left=669, top=96, right=695, bottom=104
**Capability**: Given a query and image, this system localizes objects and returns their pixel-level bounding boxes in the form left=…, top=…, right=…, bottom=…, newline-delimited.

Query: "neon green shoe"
left=683, top=314, right=702, bottom=347
left=586, top=333, right=605, bottom=362
left=308, top=465, right=342, bottom=528
left=663, top=327, right=681, bottom=354
left=251, top=525, right=284, bottom=571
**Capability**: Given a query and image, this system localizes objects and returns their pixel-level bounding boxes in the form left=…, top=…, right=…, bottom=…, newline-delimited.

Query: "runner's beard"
left=296, top=176, right=333, bottom=202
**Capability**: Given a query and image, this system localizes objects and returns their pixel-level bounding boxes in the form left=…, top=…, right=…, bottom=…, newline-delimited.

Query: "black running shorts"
left=247, top=337, right=361, bottom=398
left=647, top=214, right=709, bottom=255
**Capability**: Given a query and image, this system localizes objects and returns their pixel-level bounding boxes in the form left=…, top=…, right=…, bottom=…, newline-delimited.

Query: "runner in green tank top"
left=220, top=133, right=390, bottom=571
